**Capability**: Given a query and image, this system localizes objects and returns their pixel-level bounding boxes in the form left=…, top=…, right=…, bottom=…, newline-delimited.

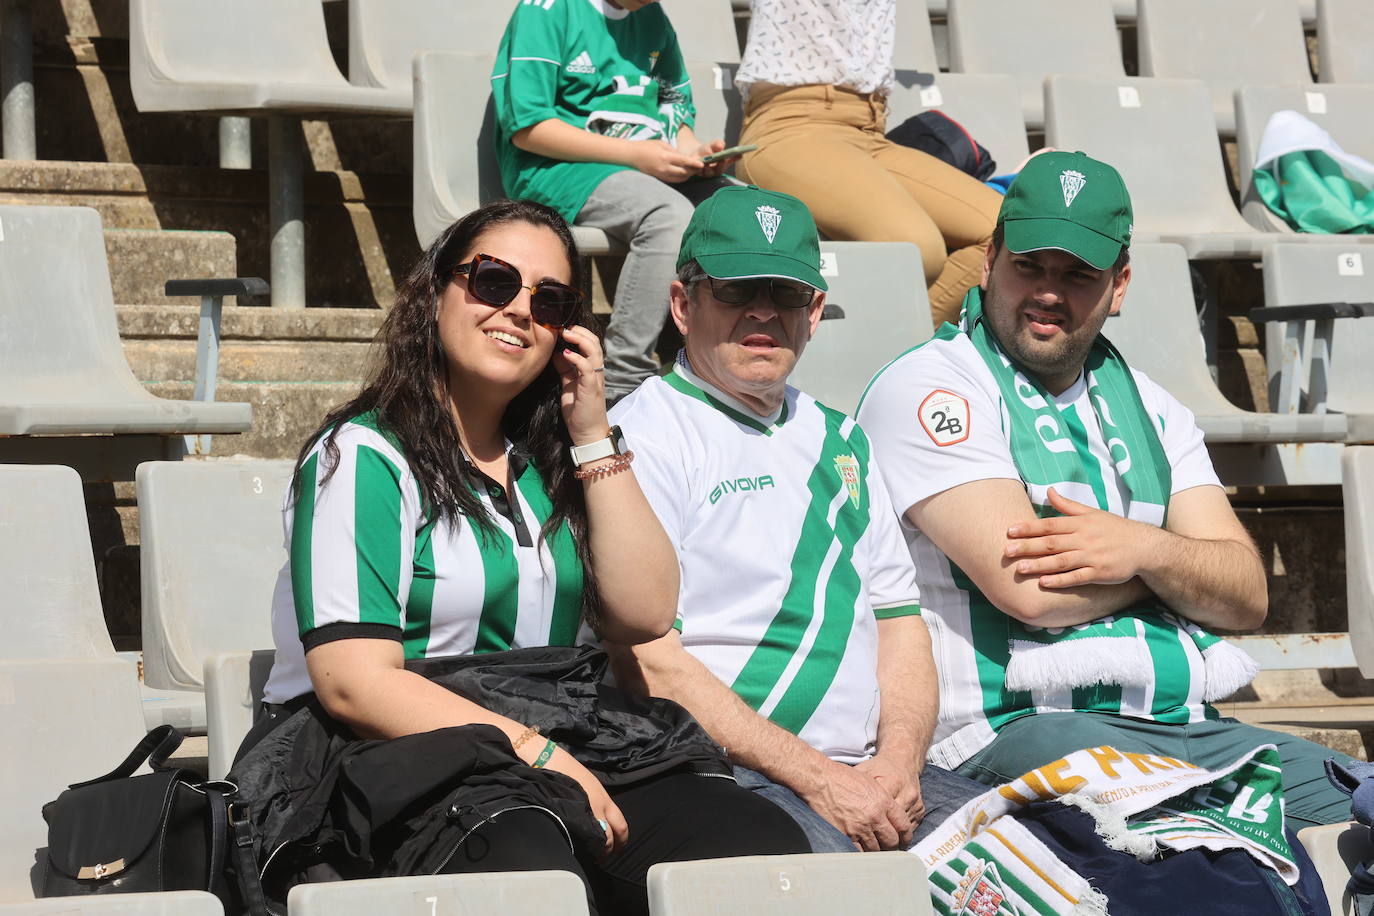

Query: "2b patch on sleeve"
left=918, top=390, right=970, bottom=446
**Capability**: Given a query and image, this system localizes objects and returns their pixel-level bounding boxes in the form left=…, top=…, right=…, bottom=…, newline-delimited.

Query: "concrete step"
left=1223, top=702, right=1374, bottom=760
left=104, top=227, right=237, bottom=306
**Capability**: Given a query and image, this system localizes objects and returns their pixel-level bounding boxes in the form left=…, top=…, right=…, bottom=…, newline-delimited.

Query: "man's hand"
left=685, top=138, right=734, bottom=177
left=798, top=759, right=912, bottom=851
left=1004, top=487, right=1160, bottom=589
left=630, top=139, right=704, bottom=182
left=855, top=754, right=924, bottom=839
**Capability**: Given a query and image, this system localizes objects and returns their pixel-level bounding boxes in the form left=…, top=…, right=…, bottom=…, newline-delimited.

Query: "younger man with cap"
left=607, top=184, right=983, bottom=852
left=857, top=151, right=1356, bottom=828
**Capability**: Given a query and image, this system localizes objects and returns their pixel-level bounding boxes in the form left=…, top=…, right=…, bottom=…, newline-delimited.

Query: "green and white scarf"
left=962, top=287, right=1258, bottom=700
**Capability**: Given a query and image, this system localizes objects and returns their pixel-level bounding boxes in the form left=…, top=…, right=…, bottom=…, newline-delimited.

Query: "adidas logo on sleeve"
left=566, top=51, right=596, bottom=74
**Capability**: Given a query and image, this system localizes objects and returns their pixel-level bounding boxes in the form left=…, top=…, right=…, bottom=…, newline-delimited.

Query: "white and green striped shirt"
left=610, top=363, right=922, bottom=763
left=264, top=412, right=586, bottom=704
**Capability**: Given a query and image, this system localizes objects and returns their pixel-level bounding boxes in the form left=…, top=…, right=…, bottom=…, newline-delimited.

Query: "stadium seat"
left=0, top=893, right=224, bottom=914
left=204, top=649, right=275, bottom=781
left=136, top=460, right=292, bottom=693
left=413, top=51, right=740, bottom=250
left=1258, top=243, right=1374, bottom=442
left=789, top=242, right=932, bottom=416
left=2, top=464, right=208, bottom=730
left=0, top=658, right=147, bottom=903
left=0, top=206, right=251, bottom=476
left=893, top=0, right=942, bottom=73
left=1297, top=821, right=1371, bottom=916
left=886, top=72, right=1030, bottom=176
left=1136, top=0, right=1311, bottom=135
left=647, top=853, right=932, bottom=915
left=1343, top=447, right=1374, bottom=679
left=349, top=0, right=738, bottom=111
left=1317, top=0, right=1374, bottom=84
left=946, top=0, right=1125, bottom=129
left=286, top=871, right=590, bottom=915
left=1235, top=84, right=1374, bottom=238
left=1045, top=75, right=1343, bottom=260
left=1109, top=243, right=1346, bottom=445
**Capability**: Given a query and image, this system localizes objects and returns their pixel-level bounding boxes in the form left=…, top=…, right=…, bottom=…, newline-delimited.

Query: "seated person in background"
left=493, top=0, right=739, bottom=404
left=607, top=184, right=985, bottom=854
left=255, top=199, right=807, bottom=915
left=856, top=151, right=1358, bottom=831
left=734, top=0, right=1003, bottom=328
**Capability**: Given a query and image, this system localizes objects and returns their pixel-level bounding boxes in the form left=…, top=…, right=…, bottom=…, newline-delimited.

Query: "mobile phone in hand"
left=700, top=143, right=758, bottom=164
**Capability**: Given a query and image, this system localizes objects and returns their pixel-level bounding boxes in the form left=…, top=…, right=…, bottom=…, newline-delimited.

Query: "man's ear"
left=806, top=291, right=826, bottom=340
left=980, top=239, right=998, bottom=288
left=669, top=280, right=692, bottom=335
left=1108, top=262, right=1131, bottom=316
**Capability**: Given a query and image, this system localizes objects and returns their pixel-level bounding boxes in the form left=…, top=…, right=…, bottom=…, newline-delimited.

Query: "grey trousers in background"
left=577, top=170, right=737, bottom=402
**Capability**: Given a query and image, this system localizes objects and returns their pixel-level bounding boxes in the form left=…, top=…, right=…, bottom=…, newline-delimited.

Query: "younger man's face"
left=980, top=243, right=1130, bottom=394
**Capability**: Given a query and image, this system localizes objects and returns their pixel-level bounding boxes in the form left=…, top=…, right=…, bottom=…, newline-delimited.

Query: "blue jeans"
left=732, top=762, right=986, bottom=853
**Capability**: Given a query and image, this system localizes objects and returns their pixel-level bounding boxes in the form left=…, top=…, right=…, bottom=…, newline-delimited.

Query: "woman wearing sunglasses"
left=252, top=199, right=805, bottom=913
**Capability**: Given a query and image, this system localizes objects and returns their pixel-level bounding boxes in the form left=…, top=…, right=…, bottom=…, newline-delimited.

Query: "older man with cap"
left=605, top=184, right=984, bottom=852
left=856, top=151, right=1357, bottom=829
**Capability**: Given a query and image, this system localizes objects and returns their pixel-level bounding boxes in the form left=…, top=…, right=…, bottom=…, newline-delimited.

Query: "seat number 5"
left=773, top=868, right=795, bottom=893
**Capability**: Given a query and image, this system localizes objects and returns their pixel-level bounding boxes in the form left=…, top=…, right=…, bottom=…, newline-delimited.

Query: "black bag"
left=886, top=109, right=997, bottom=180
left=40, top=725, right=267, bottom=915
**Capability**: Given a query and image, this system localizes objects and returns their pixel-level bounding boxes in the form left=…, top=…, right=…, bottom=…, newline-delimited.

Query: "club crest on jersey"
left=1060, top=169, right=1086, bottom=208
left=919, top=389, right=970, bottom=446
left=755, top=205, right=782, bottom=244
left=952, top=860, right=1018, bottom=916
left=834, top=455, right=861, bottom=509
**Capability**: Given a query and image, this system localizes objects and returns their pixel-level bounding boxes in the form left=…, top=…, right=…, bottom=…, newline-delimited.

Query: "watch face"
left=609, top=425, right=626, bottom=454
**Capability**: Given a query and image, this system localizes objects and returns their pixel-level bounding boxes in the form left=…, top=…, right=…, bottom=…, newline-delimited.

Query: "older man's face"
left=670, top=275, right=824, bottom=409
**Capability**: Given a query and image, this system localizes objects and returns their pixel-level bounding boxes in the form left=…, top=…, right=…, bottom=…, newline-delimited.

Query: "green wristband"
left=532, top=738, right=556, bottom=769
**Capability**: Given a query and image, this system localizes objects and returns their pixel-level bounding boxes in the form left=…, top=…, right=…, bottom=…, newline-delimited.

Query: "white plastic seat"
left=647, top=853, right=932, bottom=916
left=0, top=658, right=147, bottom=903
left=414, top=51, right=740, bottom=250
left=204, top=649, right=276, bottom=781
left=1343, top=447, right=1374, bottom=679
left=1260, top=244, right=1374, bottom=442
left=886, top=72, right=1029, bottom=177
left=1, top=464, right=208, bottom=731
left=1136, top=0, right=1311, bottom=134
left=946, top=0, right=1125, bottom=129
left=137, top=460, right=292, bottom=693
left=0, top=893, right=224, bottom=914
left=1317, top=0, right=1374, bottom=83
left=893, top=0, right=941, bottom=72
left=788, top=242, right=932, bottom=417
left=1297, top=820, right=1372, bottom=916
left=0, top=206, right=251, bottom=438
left=1234, top=84, right=1374, bottom=238
left=349, top=0, right=737, bottom=112
left=286, top=871, right=590, bottom=915
left=1045, top=76, right=1345, bottom=261
left=130, top=0, right=404, bottom=116
left=1109, top=244, right=1346, bottom=443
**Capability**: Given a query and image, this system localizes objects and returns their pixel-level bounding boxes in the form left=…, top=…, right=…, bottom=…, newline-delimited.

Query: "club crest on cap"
left=1060, top=169, right=1086, bottom=208
left=755, top=205, right=782, bottom=244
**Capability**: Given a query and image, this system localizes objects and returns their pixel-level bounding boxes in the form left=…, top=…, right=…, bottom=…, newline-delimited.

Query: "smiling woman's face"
left=437, top=220, right=571, bottom=397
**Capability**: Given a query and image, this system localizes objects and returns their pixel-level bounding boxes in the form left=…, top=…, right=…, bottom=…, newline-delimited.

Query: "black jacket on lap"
left=230, top=645, right=731, bottom=912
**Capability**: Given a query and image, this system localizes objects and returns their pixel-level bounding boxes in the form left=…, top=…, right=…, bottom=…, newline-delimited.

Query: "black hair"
left=293, top=198, right=605, bottom=630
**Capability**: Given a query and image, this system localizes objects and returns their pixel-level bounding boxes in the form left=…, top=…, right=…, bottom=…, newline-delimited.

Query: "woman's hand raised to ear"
left=552, top=324, right=611, bottom=447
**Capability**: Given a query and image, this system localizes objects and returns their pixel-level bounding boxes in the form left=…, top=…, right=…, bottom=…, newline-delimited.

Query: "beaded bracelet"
left=572, top=449, right=635, bottom=481
left=531, top=738, right=557, bottom=769
left=512, top=724, right=540, bottom=754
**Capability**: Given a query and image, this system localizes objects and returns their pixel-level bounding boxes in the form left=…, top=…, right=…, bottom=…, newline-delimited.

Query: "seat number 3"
left=919, top=389, right=971, bottom=446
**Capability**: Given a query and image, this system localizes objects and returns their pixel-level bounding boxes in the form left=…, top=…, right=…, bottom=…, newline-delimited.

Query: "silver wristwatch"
left=569, top=425, right=626, bottom=466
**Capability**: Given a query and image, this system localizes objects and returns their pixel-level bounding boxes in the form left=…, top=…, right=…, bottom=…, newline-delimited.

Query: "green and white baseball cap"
left=998, top=150, right=1133, bottom=270
left=677, top=185, right=828, bottom=291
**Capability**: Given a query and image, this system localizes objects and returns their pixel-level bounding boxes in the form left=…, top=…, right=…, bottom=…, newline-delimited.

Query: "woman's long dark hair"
left=294, top=198, right=604, bottom=631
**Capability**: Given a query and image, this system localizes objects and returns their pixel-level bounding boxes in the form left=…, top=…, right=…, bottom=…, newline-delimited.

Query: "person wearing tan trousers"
left=734, top=0, right=1003, bottom=327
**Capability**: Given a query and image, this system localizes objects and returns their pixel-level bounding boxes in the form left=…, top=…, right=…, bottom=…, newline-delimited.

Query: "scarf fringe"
left=1057, top=794, right=1161, bottom=862
left=1005, top=637, right=1153, bottom=693
left=1069, top=888, right=1111, bottom=916
left=1201, top=640, right=1262, bottom=701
